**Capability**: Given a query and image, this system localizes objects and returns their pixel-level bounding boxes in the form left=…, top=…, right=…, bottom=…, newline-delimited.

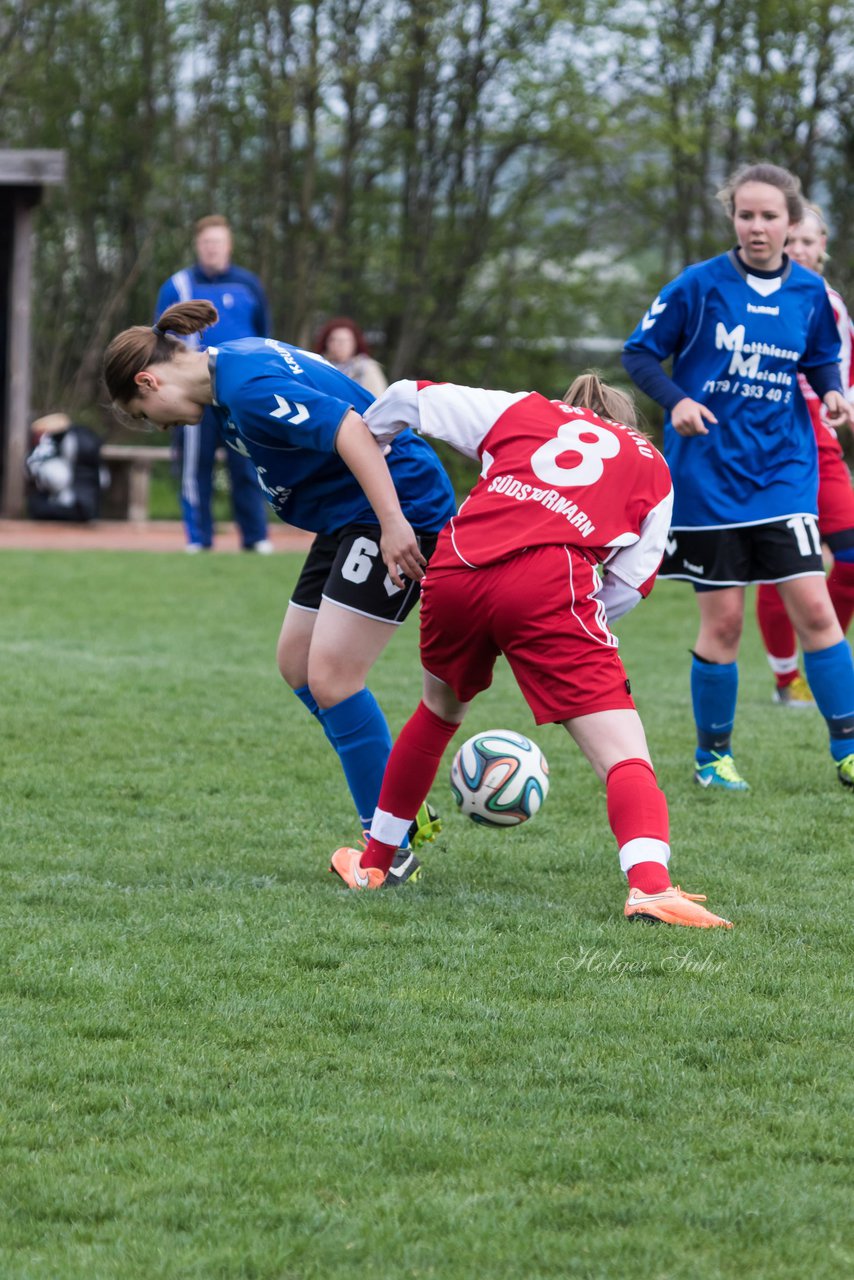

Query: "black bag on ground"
left=25, top=422, right=104, bottom=522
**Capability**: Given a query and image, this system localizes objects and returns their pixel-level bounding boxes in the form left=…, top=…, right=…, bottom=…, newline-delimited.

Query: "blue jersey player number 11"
left=623, top=161, right=854, bottom=794
left=103, top=301, right=456, bottom=884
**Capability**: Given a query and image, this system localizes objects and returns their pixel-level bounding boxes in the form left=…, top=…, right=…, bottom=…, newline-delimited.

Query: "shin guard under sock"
left=755, top=584, right=799, bottom=685
left=803, top=640, right=854, bottom=762
left=318, top=688, right=393, bottom=830
left=362, top=702, right=459, bottom=873
left=606, top=758, right=671, bottom=893
left=691, top=654, right=738, bottom=762
left=827, top=559, right=854, bottom=635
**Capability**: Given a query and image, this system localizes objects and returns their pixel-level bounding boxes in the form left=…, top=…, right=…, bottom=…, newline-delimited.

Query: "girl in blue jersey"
left=623, top=162, right=854, bottom=792
left=103, top=300, right=456, bottom=880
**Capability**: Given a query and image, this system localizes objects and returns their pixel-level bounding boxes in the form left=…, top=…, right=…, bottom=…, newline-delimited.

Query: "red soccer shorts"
left=419, top=544, right=636, bottom=724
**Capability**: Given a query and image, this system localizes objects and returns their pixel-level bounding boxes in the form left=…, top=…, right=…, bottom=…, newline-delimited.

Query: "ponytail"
left=562, top=371, right=639, bottom=429
left=103, top=301, right=219, bottom=405
left=156, top=300, right=218, bottom=337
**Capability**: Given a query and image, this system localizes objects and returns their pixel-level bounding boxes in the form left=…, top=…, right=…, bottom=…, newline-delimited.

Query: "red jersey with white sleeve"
left=366, top=379, right=674, bottom=621
left=798, top=283, right=854, bottom=438
left=795, top=284, right=854, bottom=537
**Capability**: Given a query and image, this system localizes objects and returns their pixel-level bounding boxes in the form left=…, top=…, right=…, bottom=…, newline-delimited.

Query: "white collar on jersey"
left=745, top=274, right=783, bottom=298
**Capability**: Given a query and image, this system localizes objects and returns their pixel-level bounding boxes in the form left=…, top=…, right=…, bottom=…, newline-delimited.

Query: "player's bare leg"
left=280, top=601, right=419, bottom=853
left=563, top=708, right=652, bottom=781
left=276, top=601, right=316, bottom=691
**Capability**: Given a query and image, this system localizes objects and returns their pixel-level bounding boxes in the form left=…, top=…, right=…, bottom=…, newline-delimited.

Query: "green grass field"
left=1, top=550, right=851, bottom=1279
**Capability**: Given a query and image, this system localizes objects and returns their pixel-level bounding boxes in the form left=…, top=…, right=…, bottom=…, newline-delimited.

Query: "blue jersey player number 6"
left=103, top=300, right=456, bottom=885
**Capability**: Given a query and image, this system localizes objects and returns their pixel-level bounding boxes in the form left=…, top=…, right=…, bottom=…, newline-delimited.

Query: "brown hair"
left=103, top=301, right=218, bottom=405
left=313, top=316, right=372, bottom=357
left=194, top=214, right=231, bottom=237
left=716, top=163, right=804, bottom=222
left=562, top=371, right=638, bottom=428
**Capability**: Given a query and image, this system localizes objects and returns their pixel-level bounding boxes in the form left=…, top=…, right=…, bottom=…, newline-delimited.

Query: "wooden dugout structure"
left=0, top=149, right=66, bottom=517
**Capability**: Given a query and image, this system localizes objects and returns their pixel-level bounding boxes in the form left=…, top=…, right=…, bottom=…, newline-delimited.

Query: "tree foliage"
left=1, top=0, right=852, bottom=422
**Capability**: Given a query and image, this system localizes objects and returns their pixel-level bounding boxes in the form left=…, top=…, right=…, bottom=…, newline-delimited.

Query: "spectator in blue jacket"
left=155, top=215, right=273, bottom=553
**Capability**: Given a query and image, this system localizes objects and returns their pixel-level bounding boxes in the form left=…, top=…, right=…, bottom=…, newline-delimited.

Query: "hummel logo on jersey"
left=227, top=436, right=252, bottom=459
left=641, top=295, right=667, bottom=331
left=747, top=303, right=779, bottom=316
left=270, top=395, right=310, bottom=425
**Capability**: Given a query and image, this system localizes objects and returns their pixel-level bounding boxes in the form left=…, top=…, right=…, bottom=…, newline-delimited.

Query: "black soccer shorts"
left=660, top=516, right=825, bottom=588
left=290, top=523, right=440, bottom=624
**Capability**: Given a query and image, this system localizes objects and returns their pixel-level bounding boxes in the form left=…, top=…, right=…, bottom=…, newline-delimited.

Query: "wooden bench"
left=101, top=444, right=238, bottom=521
left=100, top=444, right=172, bottom=522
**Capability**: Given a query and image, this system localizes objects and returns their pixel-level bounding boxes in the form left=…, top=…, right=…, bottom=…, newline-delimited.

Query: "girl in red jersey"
left=330, top=373, right=732, bottom=927
left=756, top=203, right=854, bottom=705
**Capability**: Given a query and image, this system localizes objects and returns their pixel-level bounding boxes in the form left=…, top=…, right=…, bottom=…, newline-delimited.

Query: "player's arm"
left=801, top=364, right=852, bottom=429
left=801, top=288, right=851, bottom=428
left=598, top=484, right=674, bottom=623
left=622, top=274, right=717, bottom=437
left=620, top=352, right=717, bottom=437
left=363, top=379, right=420, bottom=445
left=596, top=574, right=643, bottom=622
left=335, top=410, right=426, bottom=587
left=365, top=379, right=528, bottom=458
left=822, top=389, right=854, bottom=431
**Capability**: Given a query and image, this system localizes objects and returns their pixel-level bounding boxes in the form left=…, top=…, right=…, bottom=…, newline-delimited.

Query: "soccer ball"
left=450, top=729, right=550, bottom=826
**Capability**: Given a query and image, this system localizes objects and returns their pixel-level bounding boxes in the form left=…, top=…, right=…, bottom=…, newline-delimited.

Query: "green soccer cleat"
left=407, top=801, right=443, bottom=849
left=772, top=674, right=815, bottom=708
left=836, top=753, right=854, bottom=789
left=693, top=752, right=750, bottom=792
left=384, top=847, right=423, bottom=887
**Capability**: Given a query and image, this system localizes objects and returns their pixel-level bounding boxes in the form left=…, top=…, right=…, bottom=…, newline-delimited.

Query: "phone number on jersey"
left=701, top=379, right=792, bottom=404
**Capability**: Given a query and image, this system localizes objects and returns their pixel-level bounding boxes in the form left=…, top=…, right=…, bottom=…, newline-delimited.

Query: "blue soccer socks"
left=293, top=683, right=339, bottom=750
left=318, top=688, right=393, bottom=831
left=691, top=654, right=739, bottom=764
left=803, top=640, right=854, bottom=763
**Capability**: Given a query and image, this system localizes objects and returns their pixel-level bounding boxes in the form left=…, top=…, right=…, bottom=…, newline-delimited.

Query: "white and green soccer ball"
left=450, top=729, right=549, bottom=827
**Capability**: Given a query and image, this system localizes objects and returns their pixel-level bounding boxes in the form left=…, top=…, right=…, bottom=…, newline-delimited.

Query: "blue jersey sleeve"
left=623, top=271, right=697, bottom=364
left=621, top=348, right=687, bottom=410
left=800, top=287, right=843, bottom=372
left=225, top=370, right=355, bottom=453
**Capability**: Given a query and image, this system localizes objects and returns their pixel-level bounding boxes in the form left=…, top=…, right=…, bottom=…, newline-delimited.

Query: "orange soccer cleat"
left=624, top=885, right=733, bottom=929
left=330, top=846, right=386, bottom=890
